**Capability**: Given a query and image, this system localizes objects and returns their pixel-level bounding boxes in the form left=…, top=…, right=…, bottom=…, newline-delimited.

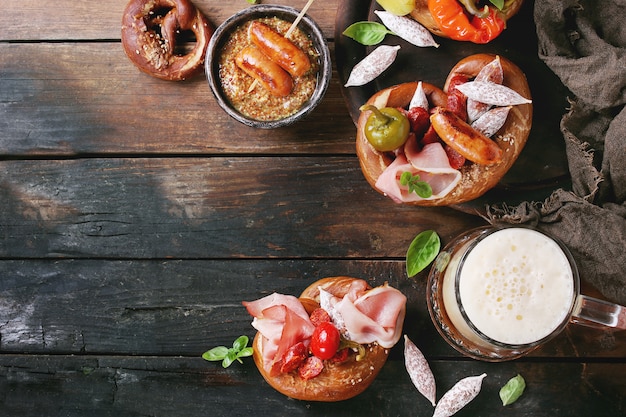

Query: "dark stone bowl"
left=205, top=5, right=332, bottom=129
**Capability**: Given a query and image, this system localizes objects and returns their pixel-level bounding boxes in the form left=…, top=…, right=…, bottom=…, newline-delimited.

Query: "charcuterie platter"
left=335, top=0, right=572, bottom=213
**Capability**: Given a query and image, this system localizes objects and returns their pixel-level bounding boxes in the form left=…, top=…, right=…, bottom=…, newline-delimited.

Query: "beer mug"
left=427, top=226, right=626, bottom=361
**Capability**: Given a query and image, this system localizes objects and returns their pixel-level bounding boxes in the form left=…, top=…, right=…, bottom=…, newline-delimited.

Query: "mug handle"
left=572, top=295, right=626, bottom=329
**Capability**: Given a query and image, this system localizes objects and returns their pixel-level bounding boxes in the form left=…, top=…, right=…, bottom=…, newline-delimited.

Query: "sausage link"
left=248, top=21, right=311, bottom=77
left=430, top=107, right=503, bottom=165
left=235, top=45, right=293, bottom=97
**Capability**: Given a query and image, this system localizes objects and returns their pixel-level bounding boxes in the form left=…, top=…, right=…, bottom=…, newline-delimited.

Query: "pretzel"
left=356, top=54, right=532, bottom=206
left=121, top=0, right=213, bottom=81
left=244, top=277, right=406, bottom=401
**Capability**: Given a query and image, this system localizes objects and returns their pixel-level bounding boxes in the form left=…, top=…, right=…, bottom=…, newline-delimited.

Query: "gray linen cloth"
left=488, top=0, right=626, bottom=305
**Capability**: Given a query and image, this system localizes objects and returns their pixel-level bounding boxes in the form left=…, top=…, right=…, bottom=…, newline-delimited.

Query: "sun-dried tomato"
left=330, top=348, right=350, bottom=363
left=421, top=125, right=441, bottom=146
left=298, top=356, right=324, bottom=380
left=447, top=74, right=470, bottom=121
left=407, top=106, right=430, bottom=137
left=280, top=341, right=308, bottom=374
left=309, top=307, right=331, bottom=327
left=445, top=145, right=467, bottom=169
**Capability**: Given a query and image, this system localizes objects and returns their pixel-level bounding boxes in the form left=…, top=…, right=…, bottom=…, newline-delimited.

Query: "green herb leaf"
left=223, top=351, right=237, bottom=368
left=343, top=22, right=394, bottom=46
left=410, top=181, right=432, bottom=197
left=202, top=336, right=253, bottom=368
left=489, top=0, right=505, bottom=10
left=238, top=347, right=254, bottom=358
left=202, top=346, right=229, bottom=361
left=246, top=0, right=260, bottom=4
left=406, top=230, right=441, bottom=277
left=500, top=374, right=526, bottom=406
left=232, top=335, right=249, bottom=351
left=399, top=171, right=433, bottom=198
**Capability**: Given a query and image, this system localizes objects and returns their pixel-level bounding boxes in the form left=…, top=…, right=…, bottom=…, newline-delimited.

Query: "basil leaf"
left=343, top=22, right=393, bottom=46
left=202, top=346, right=229, bottom=361
left=222, top=351, right=237, bottom=368
left=400, top=171, right=412, bottom=186
left=232, top=335, right=249, bottom=351
left=399, top=171, right=433, bottom=198
left=237, top=347, right=254, bottom=358
left=500, top=374, right=526, bottom=406
left=203, top=336, right=254, bottom=368
left=490, top=0, right=505, bottom=10
left=406, top=230, right=440, bottom=277
left=411, top=181, right=433, bottom=198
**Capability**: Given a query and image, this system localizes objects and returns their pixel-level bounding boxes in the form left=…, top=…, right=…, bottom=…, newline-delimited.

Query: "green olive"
left=360, top=105, right=410, bottom=152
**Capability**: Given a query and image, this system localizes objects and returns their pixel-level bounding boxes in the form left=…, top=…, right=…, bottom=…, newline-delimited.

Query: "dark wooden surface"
left=0, top=1, right=624, bottom=416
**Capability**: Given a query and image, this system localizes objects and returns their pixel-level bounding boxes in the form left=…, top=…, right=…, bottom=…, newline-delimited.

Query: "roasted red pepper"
left=427, top=0, right=506, bottom=44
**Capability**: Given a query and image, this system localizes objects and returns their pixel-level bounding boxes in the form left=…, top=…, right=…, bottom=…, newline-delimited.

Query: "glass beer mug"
left=427, top=226, right=626, bottom=361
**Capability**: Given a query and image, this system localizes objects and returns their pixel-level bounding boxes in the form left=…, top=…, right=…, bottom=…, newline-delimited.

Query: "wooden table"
left=1, top=1, right=624, bottom=415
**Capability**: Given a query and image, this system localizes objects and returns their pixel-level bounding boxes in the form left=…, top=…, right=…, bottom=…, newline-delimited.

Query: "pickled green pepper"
left=360, top=104, right=410, bottom=152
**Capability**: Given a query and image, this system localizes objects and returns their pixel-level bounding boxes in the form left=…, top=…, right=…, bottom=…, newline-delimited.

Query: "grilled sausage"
left=235, top=45, right=293, bottom=97
left=248, top=21, right=311, bottom=77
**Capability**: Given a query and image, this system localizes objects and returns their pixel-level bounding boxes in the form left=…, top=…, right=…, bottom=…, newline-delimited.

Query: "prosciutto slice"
left=243, top=293, right=315, bottom=376
left=243, top=280, right=406, bottom=373
left=332, top=283, right=406, bottom=348
left=375, top=142, right=462, bottom=203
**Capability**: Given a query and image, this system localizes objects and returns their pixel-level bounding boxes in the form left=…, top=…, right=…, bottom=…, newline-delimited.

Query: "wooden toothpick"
left=285, top=0, right=315, bottom=38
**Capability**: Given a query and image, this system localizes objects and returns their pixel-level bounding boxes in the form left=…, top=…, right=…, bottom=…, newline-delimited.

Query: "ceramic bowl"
left=205, top=5, right=331, bottom=129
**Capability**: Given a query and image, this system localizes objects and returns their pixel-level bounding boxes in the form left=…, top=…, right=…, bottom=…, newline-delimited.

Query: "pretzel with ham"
left=356, top=53, right=532, bottom=206
left=243, top=277, right=406, bottom=401
left=121, top=0, right=213, bottom=81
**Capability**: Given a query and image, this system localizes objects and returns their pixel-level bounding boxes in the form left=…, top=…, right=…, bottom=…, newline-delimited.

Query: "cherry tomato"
left=309, top=322, right=340, bottom=360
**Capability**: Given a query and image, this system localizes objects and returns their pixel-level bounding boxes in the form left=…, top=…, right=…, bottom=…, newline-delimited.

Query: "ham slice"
left=243, top=294, right=315, bottom=376
left=375, top=142, right=462, bottom=203
left=322, top=282, right=406, bottom=348
left=243, top=293, right=309, bottom=321
left=243, top=280, right=407, bottom=373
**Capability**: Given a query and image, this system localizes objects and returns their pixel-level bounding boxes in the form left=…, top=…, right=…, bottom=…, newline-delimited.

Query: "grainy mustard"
left=218, top=17, right=320, bottom=122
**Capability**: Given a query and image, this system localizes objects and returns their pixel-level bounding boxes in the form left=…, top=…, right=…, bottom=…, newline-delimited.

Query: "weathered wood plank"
left=0, top=42, right=355, bottom=156
left=1, top=259, right=623, bottom=359
left=0, top=0, right=340, bottom=41
left=0, top=260, right=418, bottom=355
left=1, top=354, right=624, bottom=416
left=0, top=157, right=485, bottom=259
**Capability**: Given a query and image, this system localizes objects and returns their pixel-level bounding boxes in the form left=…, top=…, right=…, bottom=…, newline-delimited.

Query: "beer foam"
left=458, top=228, right=574, bottom=345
